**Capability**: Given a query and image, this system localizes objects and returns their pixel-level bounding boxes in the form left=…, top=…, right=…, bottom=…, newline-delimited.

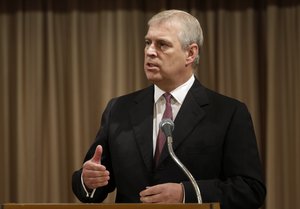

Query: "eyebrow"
left=145, top=36, right=173, bottom=45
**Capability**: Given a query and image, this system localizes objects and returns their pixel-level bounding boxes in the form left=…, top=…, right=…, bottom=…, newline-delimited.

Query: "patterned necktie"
left=154, top=93, right=173, bottom=167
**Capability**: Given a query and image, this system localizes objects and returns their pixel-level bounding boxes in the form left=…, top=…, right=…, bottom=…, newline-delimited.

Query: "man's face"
left=144, top=21, right=192, bottom=91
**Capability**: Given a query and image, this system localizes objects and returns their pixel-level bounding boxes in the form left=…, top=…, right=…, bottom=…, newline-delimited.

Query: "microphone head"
left=160, top=118, right=174, bottom=137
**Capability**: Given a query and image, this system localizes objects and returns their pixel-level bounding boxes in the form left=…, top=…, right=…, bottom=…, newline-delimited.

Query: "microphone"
left=160, top=118, right=174, bottom=137
left=159, top=119, right=203, bottom=204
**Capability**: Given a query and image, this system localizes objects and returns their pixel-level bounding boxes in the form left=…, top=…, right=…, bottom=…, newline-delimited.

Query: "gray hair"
left=148, top=10, right=204, bottom=68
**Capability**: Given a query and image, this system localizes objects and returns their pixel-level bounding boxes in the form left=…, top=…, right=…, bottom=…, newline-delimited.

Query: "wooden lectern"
left=2, top=203, right=220, bottom=209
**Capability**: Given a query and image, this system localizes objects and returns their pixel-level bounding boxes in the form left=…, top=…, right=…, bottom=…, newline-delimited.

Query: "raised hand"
left=82, top=145, right=110, bottom=190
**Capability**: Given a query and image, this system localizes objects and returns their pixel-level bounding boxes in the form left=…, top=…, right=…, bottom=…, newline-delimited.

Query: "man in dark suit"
left=72, top=10, right=266, bottom=209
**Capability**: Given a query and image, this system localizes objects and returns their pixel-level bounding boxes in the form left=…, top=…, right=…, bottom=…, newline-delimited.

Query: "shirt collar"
left=154, top=75, right=195, bottom=104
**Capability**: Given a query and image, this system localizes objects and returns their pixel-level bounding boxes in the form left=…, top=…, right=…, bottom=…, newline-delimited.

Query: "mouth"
left=145, top=62, right=159, bottom=70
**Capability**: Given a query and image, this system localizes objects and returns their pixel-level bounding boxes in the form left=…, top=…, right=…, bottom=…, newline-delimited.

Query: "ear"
left=185, top=43, right=199, bottom=66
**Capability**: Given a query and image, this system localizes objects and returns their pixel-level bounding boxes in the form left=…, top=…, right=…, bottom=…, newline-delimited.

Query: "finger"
left=84, top=175, right=110, bottom=184
left=83, top=172, right=110, bottom=189
left=140, top=185, right=160, bottom=197
left=89, top=180, right=109, bottom=189
left=85, top=178, right=110, bottom=189
left=83, top=161, right=107, bottom=171
left=91, top=145, right=102, bottom=163
left=84, top=169, right=110, bottom=178
left=140, top=193, right=160, bottom=203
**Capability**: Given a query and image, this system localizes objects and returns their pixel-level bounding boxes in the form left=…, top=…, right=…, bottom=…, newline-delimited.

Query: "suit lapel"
left=158, top=80, right=210, bottom=166
left=129, top=86, right=154, bottom=172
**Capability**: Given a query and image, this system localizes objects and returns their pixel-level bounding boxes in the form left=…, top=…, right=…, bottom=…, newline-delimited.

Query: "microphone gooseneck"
left=159, top=119, right=203, bottom=204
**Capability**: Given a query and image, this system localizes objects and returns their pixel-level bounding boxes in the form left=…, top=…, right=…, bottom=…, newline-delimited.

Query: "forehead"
left=145, top=21, right=181, bottom=42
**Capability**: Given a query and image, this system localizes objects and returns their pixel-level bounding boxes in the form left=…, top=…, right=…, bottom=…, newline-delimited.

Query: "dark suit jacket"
left=72, top=79, right=266, bottom=209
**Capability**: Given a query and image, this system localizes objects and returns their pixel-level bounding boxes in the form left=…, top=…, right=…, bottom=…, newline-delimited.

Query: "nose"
left=145, top=43, right=157, bottom=57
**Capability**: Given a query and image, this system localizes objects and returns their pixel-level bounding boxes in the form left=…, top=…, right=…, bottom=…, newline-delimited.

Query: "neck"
left=156, top=74, right=194, bottom=92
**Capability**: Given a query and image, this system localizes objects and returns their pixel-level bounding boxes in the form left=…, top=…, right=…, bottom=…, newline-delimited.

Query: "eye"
left=158, top=41, right=170, bottom=50
left=145, top=39, right=151, bottom=47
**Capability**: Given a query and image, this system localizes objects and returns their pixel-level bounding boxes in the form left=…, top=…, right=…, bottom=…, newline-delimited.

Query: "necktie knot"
left=163, top=92, right=172, bottom=103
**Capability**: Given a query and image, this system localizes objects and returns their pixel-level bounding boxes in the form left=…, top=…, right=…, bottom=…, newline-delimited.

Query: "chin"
left=145, top=71, right=159, bottom=81
left=145, top=74, right=161, bottom=83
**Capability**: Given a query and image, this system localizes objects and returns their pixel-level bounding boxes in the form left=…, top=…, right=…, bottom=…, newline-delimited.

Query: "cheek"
left=163, top=55, right=186, bottom=70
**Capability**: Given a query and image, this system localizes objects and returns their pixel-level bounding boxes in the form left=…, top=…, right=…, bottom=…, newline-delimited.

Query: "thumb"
left=91, top=145, right=102, bottom=164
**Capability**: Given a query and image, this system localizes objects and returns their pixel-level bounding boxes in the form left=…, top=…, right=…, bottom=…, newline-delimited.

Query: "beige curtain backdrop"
left=0, top=0, right=299, bottom=209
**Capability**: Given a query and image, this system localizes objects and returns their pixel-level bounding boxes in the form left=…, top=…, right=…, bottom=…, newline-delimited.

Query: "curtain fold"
left=0, top=1, right=299, bottom=208
left=266, top=4, right=300, bottom=209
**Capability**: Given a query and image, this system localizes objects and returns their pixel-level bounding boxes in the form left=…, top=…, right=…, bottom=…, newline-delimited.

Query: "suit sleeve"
left=72, top=99, right=116, bottom=203
left=182, top=102, right=266, bottom=209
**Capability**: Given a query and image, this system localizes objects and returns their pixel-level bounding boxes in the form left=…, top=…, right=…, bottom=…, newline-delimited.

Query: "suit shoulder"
left=204, top=87, right=247, bottom=109
left=106, top=85, right=153, bottom=109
